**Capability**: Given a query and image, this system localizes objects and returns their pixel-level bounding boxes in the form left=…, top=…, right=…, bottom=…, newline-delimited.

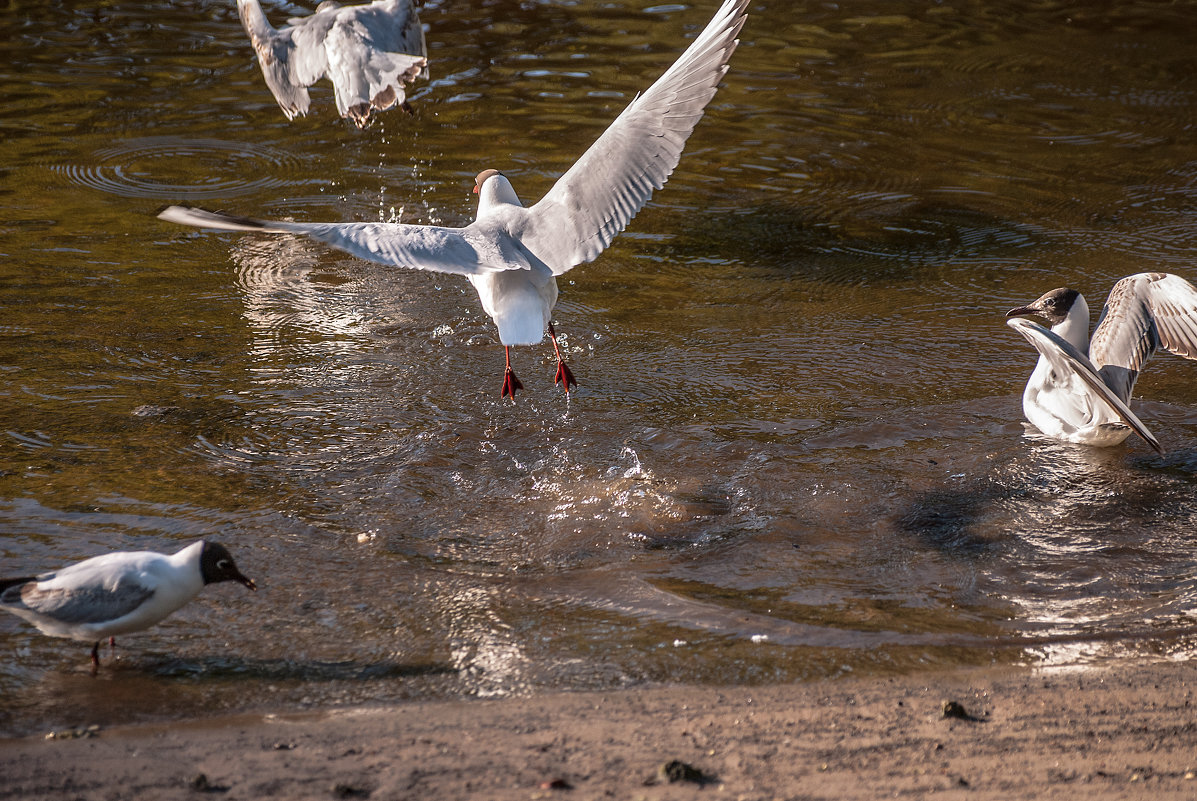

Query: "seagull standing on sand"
left=0, top=540, right=256, bottom=670
left=161, top=0, right=750, bottom=398
left=1005, top=272, right=1197, bottom=453
left=237, top=0, right=428, bottom=127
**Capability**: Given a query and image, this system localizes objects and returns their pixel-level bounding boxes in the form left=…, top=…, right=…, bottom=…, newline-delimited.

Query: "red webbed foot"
left=547, top=322, right=577, bottom=393
left=554, top=360, right=577, bottom=392
left=501, top=367, right=523, bottom=398
left=500, top=346, right=524, bottom=399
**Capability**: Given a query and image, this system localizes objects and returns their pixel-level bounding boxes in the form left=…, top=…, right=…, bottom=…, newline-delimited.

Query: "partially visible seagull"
left=160, top=0, right=750, bottom=398
left=0, top=540, right=256, bottom=671
left=1005, top=272, right=1197, bottom=453
left=237, top=0, right=428, bottom=127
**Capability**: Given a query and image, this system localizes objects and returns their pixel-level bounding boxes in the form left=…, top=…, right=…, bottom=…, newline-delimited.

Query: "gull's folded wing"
left=1008, top=316, right=1163, bottom=454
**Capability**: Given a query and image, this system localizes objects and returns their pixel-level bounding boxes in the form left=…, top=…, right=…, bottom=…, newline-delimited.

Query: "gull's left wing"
left=1090, top=272, right=1197, bottom=403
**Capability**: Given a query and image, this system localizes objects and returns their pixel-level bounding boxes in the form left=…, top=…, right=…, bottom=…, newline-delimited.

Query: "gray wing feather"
left=1090, top=273, right=1197, bottom=402
left=1008, top=316, right=1163, bottom=454
left=238, top=0, right=327, bottom=119
left=519, top=0, right=749, bottom=275
left=352, top=0, right=427, bottom=60
left=325, top=27, right=426, bottom=121
left=158, top=205, right=526, bottom=277
left=325, top=0, right=427, bottom=122
left=291, top=221, right=528, bottom=276
left=1144, top=274, right=1197, bottom=359
left=16, top=580, right=155, bottom=626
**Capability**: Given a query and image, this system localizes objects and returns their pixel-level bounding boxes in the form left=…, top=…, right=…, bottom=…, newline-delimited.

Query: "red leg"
left=90, top=641, right=101, bottom=673
left=501, top=346, right=523, bottom=399
left=548, top=322, right=577, bottom=392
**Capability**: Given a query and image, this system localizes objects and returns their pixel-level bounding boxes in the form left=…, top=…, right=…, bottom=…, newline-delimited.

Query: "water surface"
left=2, top=0, right=1197, bottom=735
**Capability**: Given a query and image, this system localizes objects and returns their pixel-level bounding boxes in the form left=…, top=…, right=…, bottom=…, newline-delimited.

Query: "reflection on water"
left=2, top=0, right=1197, bottom=735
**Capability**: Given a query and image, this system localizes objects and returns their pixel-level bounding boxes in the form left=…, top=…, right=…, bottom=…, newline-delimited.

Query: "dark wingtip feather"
left=0, top=576, right=36, bottom=595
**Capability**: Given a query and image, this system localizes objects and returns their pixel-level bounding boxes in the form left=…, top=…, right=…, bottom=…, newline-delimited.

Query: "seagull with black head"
left=1, top=540, right=256, bottom=671
left=1005, top=272, right=1197, bottom=453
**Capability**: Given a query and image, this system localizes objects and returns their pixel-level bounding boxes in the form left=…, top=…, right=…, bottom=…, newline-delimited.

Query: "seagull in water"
left=237, top=0, right=428, bottom=127
left=160, top=0, right=750, bottom=398
left=0, top=540, right=256, bottom=671
left=1005, top=272, right=1197, bottom=453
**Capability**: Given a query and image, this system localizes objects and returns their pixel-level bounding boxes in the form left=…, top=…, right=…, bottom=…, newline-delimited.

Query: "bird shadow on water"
left=661, top=198, right=1044, bottom=284
left=134, top=654, right=457, bottom=683
left=893, top=483, right=1029, bottom=557
left=893, top=436, right=1196, bottom=558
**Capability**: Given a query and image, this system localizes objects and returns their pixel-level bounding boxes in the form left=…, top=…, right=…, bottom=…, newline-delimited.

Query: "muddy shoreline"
left=3, top=660, right=1195, bottom=800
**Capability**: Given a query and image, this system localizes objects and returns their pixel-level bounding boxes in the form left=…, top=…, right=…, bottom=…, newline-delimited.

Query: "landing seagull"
left=0, top=540, right=256, bottom=671
left=237, top=0, right=428, bottom=127
left=161, top=0, right=750, bottom=398
left=1005, top=272, right=1197, bottom=453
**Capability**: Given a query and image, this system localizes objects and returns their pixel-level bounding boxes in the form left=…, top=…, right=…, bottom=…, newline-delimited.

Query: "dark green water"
left=2, top=0, right=1197, bottom=735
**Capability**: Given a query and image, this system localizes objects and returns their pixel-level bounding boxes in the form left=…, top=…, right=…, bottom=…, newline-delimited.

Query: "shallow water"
left=2, top=0, right=1197, bottom=736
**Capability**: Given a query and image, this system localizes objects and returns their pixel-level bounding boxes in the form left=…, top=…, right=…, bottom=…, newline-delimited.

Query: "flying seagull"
left=237, top=0, right=428, bottom=127
left=1005, top=272, right=1197, bottom=453
left=0, top=540, right=256, bottom=671
left=161, top=0, right=750, bottom=397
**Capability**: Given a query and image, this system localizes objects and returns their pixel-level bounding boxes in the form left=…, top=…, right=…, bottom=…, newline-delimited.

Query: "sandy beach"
left=3, top=660, right=1194, bottom=800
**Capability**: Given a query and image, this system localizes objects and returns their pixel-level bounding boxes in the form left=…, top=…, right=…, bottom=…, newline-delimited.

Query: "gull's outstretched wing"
left=519, top=0, right=749, bottom=275
left=1089, top=272, right=1197, bottom=403
left=158, top=205, right=529, bottom=277
left=1007, top=316, right=1163, bottom=454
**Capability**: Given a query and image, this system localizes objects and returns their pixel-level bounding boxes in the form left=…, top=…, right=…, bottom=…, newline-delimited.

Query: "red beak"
left=472, top=185, right=479, bottom=194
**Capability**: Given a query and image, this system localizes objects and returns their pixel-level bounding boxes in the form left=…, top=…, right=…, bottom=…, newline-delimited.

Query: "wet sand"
left=2, top=660, right=1194, bottom=800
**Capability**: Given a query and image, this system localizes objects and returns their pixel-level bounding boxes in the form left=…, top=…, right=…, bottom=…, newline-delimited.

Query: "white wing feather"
left=519, top=0, right=749, bottom=275
left=324, top=0, right=427, bottom=120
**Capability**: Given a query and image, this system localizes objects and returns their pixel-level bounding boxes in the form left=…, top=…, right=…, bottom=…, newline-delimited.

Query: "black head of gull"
left=199, top=541, right=257, bottom=591
left=0, top=539, right=256, bottom=672
left=1004, top=272, right=1197, bottom=453
left=1005, top=287, right=1081, bottom=327
left=159, top=0, right=751, bottom=399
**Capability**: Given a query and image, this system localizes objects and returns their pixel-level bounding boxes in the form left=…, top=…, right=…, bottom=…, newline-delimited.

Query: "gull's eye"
left=217, top=559, right=230, bottom=570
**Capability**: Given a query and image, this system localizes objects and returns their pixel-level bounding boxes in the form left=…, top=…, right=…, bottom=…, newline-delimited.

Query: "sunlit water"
left=2, top=0, right=1197, bottom=736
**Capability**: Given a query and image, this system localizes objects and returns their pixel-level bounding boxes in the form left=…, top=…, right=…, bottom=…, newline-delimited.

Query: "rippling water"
left=2, top=0, right=1197, bottom=735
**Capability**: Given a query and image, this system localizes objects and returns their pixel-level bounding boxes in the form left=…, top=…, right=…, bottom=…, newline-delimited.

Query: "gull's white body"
left=1006, top=272, right=1197, bottom=453
left=0, top=542, right=210, bottom=642
left=238, top=0, right=428, bottom=127
left=161, top=0, right=751, bottom=391
left=464, top=175, right=559, bottom=346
